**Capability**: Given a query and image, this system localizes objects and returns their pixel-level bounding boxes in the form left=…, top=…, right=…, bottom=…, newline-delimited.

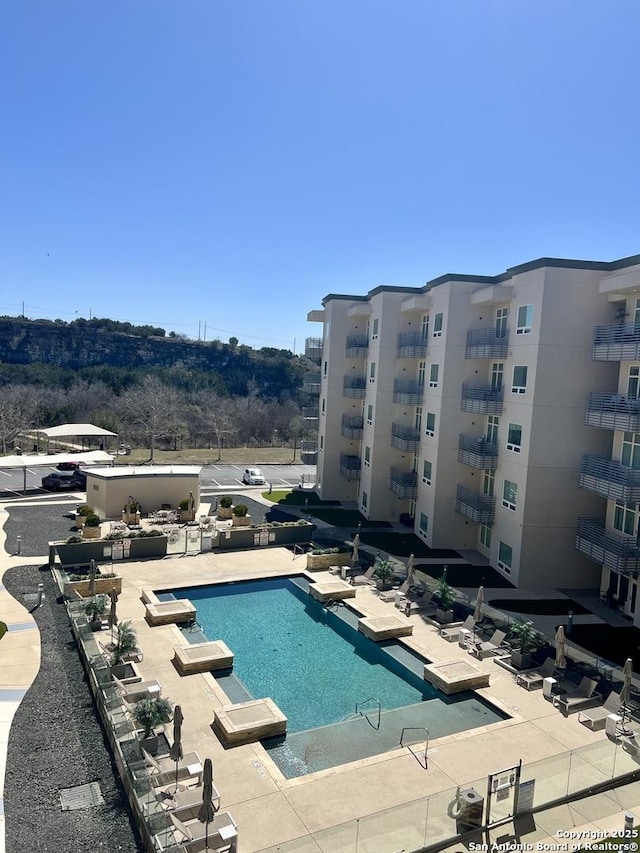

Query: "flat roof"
left=38, top=423, right=118, bottom=438
left=0, top=451, right=113, bottom=469
left=87, top=465, right=202, bottom=478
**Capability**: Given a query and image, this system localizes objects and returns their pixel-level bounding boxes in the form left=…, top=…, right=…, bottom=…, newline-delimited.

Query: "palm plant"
left=110, top=621, right=139, bottom=667
left=84, top=594, right=108, bottom=623
left=133, top=697, right=173, bottom=740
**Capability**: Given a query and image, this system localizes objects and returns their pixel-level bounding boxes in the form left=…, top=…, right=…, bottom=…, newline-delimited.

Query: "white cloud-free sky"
left=2, top=1, right=639, bottom=350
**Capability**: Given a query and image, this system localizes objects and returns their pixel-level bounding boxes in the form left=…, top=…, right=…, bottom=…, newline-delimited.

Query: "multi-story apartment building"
left=307, top=253, right=640, bottom=625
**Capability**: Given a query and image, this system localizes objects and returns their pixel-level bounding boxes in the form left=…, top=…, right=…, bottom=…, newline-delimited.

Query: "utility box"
left=456, top=787, right=484, bottom=833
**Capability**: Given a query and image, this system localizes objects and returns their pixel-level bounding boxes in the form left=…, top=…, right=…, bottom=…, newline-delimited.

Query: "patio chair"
left=440, top=615, right=475, bottom=643
left=577, top=691, right=621, bottom=729
left=155, top=811, right=237, bottom=852
left=516, top=657, right=556, bottom=690
left=552, top=677, right=599, bottom=714
left=112, top=674, right=162, bottom=702
left=142, top=748, right=204, bottom=789
left=351, top=565, right=376, bottom=586
left=159, top=782, right=221, bottom=820
left=469, top=629, right=507, bottom=660
left=402, top=590, right=437, bottom=616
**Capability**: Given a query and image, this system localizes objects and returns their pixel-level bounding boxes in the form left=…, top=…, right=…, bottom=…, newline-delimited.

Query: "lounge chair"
left=577, top=691, right=621, bottom=729
left=402, top=591, right=437, bottom=616
left=113, top=674, right=162, bottom=702
left=154, top=811, right=237, bottom=852
left=516, top=657, right=556, bottom=690
left=142, top=748, right=204, bottom=788
left=469, top=629, right=507, bottom=660
left=351, top=565, right=376, bottom=586
left=159, top=783, right=221, bottom=820
left=441, top=615, right=475, bottom=642
left=553, top=677, right=599, bottom=714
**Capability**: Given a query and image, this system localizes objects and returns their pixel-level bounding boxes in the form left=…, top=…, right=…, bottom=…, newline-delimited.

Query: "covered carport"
left=36, top=423, right=118, bottom=453
left=0, top=450, right=114, bottom=492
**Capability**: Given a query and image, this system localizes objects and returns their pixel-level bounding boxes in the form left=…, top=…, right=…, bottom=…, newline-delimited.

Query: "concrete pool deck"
left=1, top=497, right=640, bottom=852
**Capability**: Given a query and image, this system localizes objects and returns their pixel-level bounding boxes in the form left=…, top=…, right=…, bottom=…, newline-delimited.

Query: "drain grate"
left=59, top=782, right=105, bottom=811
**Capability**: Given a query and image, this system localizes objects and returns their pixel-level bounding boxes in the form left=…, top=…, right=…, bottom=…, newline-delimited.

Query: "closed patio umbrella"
left=619, top=657, right=634, bottom=732
left=351, top=533, right=360, bottom=567
left=554, top=625, right=567, bottom=671
left=168, top=705, right=183, bottom=795
left=108, top=588, right=119, bottom=643
left=473, top=586, right=485, bottom=624
left=406, top=553, right=415, bottom=587
left=88, top=559, right=97, bottom=597
left=197, top=758, right=218, bottom=850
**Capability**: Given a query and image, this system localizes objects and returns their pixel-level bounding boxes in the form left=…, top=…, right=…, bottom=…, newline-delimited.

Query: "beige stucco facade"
left=85, top=465, right=201, bottom=518
left=308, top=253, right=640, bottom=622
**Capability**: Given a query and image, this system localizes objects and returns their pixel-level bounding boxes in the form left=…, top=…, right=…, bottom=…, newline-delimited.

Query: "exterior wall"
left=86, top=471, right=201, bottom=518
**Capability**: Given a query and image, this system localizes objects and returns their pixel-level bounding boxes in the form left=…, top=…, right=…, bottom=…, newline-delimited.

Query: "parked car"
left=242, top=467, right=266, bottom=485
left=56, top=461, right=80, bottom=471
left=41, top=470, right=87, bottom=491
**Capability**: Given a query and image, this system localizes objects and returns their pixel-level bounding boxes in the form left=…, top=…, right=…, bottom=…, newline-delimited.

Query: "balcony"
left=391, top=423, right=421, bottom=452
left=345, top=335, right=369, bottom=358
left=343, top=375, right=366, bottom=399
left=575, top=518, right=640, bottom=574
left=460, top=383, right=504, bottom=415
left=455, top=485, right=496, bottom=524
left=302, top=406, right=319, bottom=423
left=389, top=467, right=417, bottom=499
left=303, top=373, right=321, bottom=395
left=465, top=328, right=509, bottom=359
left=458, top=434, right=499, bottom=470
left=393, top=378, right=424, bottom=405
left=341, top=414, right=364, bottom=439
left=396, top=331, right=428, bottom=359
left=340, top=454, right=361, bottom=481
left=585, top=393, right=640, bottom=432
left=592, top=323, right=640, bottom=361
left=304, top=337, right=323, bottom=360
left=579, top=456, right=640, bottom=502
left=300, top=441, right=318, bottom=465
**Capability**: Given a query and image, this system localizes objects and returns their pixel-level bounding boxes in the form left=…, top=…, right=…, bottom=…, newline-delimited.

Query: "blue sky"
left=2, top=1, right=640, bottom=351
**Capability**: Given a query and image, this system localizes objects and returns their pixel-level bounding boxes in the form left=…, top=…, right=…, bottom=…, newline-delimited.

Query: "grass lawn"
left=0, top=621, right=6, bottom=640
left=308, top=508, right=391, bottom=528
left=360, top=531, right=460, bottom=558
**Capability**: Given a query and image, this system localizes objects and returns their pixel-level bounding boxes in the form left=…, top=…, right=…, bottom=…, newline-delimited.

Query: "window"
left=421, top=314, right=429, bottom=340
left=628, top=366, right=640, bottom=399
left=369, top=362, right=376, bottom=382
left=491, top=362, right=503, bottom=390
left=502, top=479, right=517, bottom=511
left=423, top=460, right=432, bottom=485
left=321, top=398, right=325, bottom=414
left=486, top=415, right=499, bottom=445
left=362, top=491, right=368, bottom=510
left=512, top=365, right=528, bottom=394
left=414, top=406, right=422, bottom=431
left=635, top=298, right=640, bottom=328
left=621, top=432, right=640, bottom=469
left=613, top=501, right=637, bottom=536
left=429, top=364, right=439, bottom=388
left=364, top=446, right=371, bottom=467
left=480, top=524, right=492, bottom=548
left=372, top=318, right=379, bottom=340
left=323, top=360, right=327, bottom=377
left=483, top=471, right=495, bottom=497
left=516, top=304, right=533, bottom=334
left=366, top=404, right=373, bottom=425
left=320, top=435, right=324, bottom=450
left=419, top=512, right=429, bottom=537
left=498, top=541, right=513, bottom=574
left=507, top=423, right=522, bottom=453
left=418, top=361, right=426, bottom=385
left=425, top=412, right=436, bottom=437
left=495, top=308, right=508, bottom=337
left=433, top=312, right=443, bottom=337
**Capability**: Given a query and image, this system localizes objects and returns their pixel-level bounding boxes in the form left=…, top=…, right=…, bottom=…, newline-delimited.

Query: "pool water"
left=168, top=577, right=508, bottom=777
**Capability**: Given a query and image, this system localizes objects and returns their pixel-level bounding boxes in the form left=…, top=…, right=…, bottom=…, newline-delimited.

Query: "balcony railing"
left=393, top=378, right=424, bottom=405
left=585, top=392, right=640, bottom=432
left=391, top=423, right=421, bottom=452
left=575, top=518, right=640, bottom=574
left=300, top=441, right=318, bottom=465
left=458, top=434, right=499, bottom=470
left=465, top=328, right=509, bottom=360
left=389, top=467, right=417, bottom=499
left=455, top=485, right=496, bottom=524
left=396, top=331, right=428, bottom=359
left=343, top=375, right=367, bottom=399
left=592, top=323, right=640, bottom=361
left=460, top=383, right=504, bottom=415
left=341, top=414, right=364, bottom=439
left=304, top=337, right=323, bottom=360
left=579, top=456, right=640, bottom=502
left=340, top=454, right=361, bottom=481
left=302, top=406, right=319, bottom=423
left=345, top=335, right=369, bottom=358
left=303, top=373, right=322, bottom=394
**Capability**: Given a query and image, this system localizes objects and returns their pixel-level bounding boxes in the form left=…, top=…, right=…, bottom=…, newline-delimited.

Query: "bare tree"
left=118, top=376, right=180, bottom=461
left=195, top=392, right=236, bottom=460
left=0, top=385, right=38, bottom=454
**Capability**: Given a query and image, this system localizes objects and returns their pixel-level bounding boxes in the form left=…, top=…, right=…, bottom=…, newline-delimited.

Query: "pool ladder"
left=355, top=697, right=381, bottom=730
left=399, top=726, right=429, bottom=770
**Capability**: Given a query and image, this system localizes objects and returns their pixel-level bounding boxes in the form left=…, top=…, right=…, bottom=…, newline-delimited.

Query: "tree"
left=118, top=376, right=180, bottom=461
left=0, top=385, right=38, bottom=453
left=196, top=392, right=236, bottom=460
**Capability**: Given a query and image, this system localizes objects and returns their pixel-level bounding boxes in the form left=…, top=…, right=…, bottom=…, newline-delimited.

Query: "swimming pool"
left=166, top=577, right=507, bottom=777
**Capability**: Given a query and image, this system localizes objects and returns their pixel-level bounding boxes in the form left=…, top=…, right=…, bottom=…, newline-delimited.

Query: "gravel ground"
left=2, top=563, right=142, bottom=852
left=3, top=502, right=79, bottom=557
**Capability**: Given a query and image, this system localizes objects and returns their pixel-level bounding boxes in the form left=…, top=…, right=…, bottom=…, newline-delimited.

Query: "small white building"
left=85, top=465, right=201, bottom=518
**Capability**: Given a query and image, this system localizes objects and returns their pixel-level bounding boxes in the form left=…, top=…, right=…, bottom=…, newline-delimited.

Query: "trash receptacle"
left=448, top=787, right=484, bottom=834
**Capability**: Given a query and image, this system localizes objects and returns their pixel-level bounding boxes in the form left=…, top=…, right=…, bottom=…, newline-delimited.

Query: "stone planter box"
left=83, top=526, right=102, bottom=540
left=180, top=509, right=196, bottom=523
left=75, top=514, right=87, bottom=528
left=218, top=523, right=313, bottom=551
left=53, top=533, right=168, bottom=568
left=122, top=511, right=141, bottom=526
left=306, top=552, right=351, bottom=571
left=63, top=574, right=123, bottom=599
left=232, top=514, right=251, bottom=527
left=217, top=506, right=233, bottom=520
left=436, top=608, right=454, bottom=625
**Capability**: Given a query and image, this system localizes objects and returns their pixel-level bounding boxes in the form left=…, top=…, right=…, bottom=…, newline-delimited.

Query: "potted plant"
left=109, top=621, right=140, bottom=678
left=232, top=503, right=251, bottom=527
left=435, top=579, right=456, bottom=624
left=75, top=504, right=94, bottom=529
left=122, top=499, right=141, bottom=526
left=373, top=556, right=395, bottom=591
left=509, top=620, right=540, bottom=669
left=217, top=495, right=233, bottom=520
left=84, top=594, right=108, bottom=631
left=82, top=513, right=102, bottom=540
left=133, top=696, right=173, bottom=755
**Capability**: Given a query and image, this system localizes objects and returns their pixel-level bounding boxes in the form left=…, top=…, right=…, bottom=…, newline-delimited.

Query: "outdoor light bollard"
left=16, top=534, right=21, bottom=555
left=36, top=583, right=44, bottom=608
left=625, top=813, right=634, bottom=833
left=567, top=610, right=574, bottom=635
